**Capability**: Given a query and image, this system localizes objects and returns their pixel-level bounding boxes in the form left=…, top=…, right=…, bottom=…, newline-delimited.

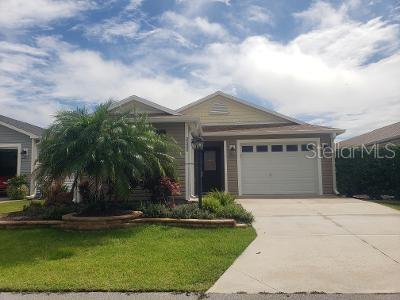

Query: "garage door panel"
left=240, top=142, right=319, bottom=195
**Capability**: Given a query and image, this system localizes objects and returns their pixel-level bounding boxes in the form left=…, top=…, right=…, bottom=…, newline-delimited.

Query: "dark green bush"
left=215, top=204, right=254, bottom=224
left=140, top=203, right=169, bottom=218
left=6, top=175, right=30, bottom=199
left=169, top=203, right=215, bottom=219
left=336, top=145, right=400, bottom=199
left=18, top=201, right=76, bottom=220
left=206, top=190, right=235, bottom=206
left=203, top=196, right=222, bottom=213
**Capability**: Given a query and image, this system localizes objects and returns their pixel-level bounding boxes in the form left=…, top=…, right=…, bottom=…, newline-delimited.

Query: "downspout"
left=331, top=133, right=340, bottom=195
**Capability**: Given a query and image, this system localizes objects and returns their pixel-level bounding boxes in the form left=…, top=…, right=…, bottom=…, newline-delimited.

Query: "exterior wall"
left=206, top=133, right=335, bottom=195
left=153, top=122, right=187, bottom=198
left=320, top=135, right=334, bottom=194
left=0, top=124, right=33, bottom=178
left=181, top=95, right=290, bottom=125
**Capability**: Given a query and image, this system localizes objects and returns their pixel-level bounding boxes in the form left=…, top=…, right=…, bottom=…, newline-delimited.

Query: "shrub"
left=6, top=176, right=29, bottom=199
left=169, top=203, right=215, bottom=219
left=6, top=184, right=29, bottom=200
left=203, top=196, right=222, bottom=212
left=17, top=201, right=76, bottom=220
left=207, top=190, right=235, bottom=206
left=140, top=203, right=169, bottom=218
left=336, top=146, right=400, bottom=199
left=215, top=203, right=254, bottom=224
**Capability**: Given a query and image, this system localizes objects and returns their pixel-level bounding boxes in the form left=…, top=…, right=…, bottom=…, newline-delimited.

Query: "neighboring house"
left=0, top=115, right=43, bottom=194
left=109, top=91, right=345, bottom=199
left=339, top=122, right=400, bottom=148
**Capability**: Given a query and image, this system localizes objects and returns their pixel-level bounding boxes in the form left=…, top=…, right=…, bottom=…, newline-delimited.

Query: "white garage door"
left=239, top=142, right=320, bottom=195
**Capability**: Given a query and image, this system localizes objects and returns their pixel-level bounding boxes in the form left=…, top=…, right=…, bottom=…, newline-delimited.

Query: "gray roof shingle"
left=0, top=114, right=44, bottom=137
left=339, top=122, right=400, bottom=147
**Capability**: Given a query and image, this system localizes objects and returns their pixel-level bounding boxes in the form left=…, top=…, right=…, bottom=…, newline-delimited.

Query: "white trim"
left=109, top=94, right=181, bottom=116
left=184, top=123, right=189, bottom=201
left=177, top=91, right=305, bottom=125
left=203, top=128, right=345, bottom=137
left=30, top=139, right=36, bottom=194
left=236, top=138, right=323, bottom=196
left=316, top=138, right=323, bottom=195
left=223, top=140, right=228, bottom=193
left=202, top=121, right=289, bottom=127
left=237, top=140, right=242, bottom=196
left=331, top=133, right=339, bottom=194
left=0, top=143, right=21, bottom=176
left=0, top=121, right=39, bottom=138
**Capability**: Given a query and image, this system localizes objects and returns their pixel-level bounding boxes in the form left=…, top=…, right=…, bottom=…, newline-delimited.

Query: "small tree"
left=36, top=102, right=179, bottom=206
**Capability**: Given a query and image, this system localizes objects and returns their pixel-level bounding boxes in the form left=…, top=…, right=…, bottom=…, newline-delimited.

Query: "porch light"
left=191, top=136, right=204, bottom=150
left=191, top=136, right=204, bottom=209
left=21, top=148, right=28, bottom=158
left=229, top=145, right=236, bottom=152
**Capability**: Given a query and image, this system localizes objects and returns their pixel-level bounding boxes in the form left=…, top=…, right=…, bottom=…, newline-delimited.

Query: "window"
left=301, top=143, right=315, bottom=151
left=256, top=145, right=268, bottom=152
left=286, top=144, right=298, bottom=152
left=242, top=145, right=253, bottom=152
left=204, top=151, right=217, bottom=171
left=271, top=145, right=283, bottom=152
left=155, top=129, right=166, bottom=135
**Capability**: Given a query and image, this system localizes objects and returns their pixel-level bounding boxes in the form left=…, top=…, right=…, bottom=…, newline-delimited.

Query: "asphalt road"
left=0, top=293, right=399, bottom=300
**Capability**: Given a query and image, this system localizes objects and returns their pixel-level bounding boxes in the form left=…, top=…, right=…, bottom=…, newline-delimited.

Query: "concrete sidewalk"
left=1, top=293, right=400, bottom=300
left=209, top=198, right=400, bottom=294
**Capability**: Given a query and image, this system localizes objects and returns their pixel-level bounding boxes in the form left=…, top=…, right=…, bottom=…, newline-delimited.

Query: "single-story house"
left=1, top=91, right=345, bottom=199
left=338, top=121, right=400, bottom=148
left=109, top=91, right=345, bottom=199
left=0, top=114, right=43, bottom=194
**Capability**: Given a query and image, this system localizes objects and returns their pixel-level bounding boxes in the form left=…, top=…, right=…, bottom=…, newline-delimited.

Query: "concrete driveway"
left=209, top=197, right=400, bottom=294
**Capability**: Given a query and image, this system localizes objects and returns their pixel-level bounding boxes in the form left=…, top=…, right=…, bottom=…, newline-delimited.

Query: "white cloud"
left=125, top=0, right=143, bottom=11
left=0, top=36, right=213, bottom=126
left=0, top=0, right=93, bottom=30
left=188, top=3, right=400, bottom=138
left=294, top=1, right=349, bottom=28
left=246, top=5, right=273, bottom=24
left=84, top=19, right=140, bottom=42
left=161, top=11, right=228, bottom=39
left=1, top=0, right=399, bottom=139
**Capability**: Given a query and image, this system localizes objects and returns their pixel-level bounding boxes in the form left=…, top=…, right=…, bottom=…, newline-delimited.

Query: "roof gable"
left=177, top=91, right=304, bottom=125
left=109, top=95, right=181, bottom=116
left=0, top=115, right=43, bottom=138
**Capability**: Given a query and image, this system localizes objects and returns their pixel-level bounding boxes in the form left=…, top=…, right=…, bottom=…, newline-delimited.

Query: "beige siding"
left=113, top=101, right=168, bottom=116
left=181, top=95, right=291, bottom=125
left=207, top=134, right=335, bottom=195
left=153, top=123, right=186, bottom=198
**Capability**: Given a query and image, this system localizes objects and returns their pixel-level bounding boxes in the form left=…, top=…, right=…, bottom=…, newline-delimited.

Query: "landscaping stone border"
left=128, top=218, right=237, bottom=227
left=61, top=211, right=143, bottom=230
left=0, top=214, right=248, bottom=229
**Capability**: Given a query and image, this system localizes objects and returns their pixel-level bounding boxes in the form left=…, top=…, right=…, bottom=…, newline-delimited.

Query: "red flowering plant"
left=159, top=176, right=181, bottom=207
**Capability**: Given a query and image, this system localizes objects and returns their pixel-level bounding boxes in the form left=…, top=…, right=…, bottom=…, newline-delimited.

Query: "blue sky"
left=0, top=0, right=399, bottom=139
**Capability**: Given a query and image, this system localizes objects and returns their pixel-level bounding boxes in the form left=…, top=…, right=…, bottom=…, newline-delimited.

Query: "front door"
left=202, top=146, right=223, bottom=193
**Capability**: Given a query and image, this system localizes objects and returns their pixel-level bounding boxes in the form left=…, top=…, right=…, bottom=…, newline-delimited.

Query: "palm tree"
left=36, top=101, right=179, bottom=203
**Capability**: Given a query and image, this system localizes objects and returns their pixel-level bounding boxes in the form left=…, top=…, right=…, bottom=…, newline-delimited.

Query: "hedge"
left=336, top=145, right=400, bottom=199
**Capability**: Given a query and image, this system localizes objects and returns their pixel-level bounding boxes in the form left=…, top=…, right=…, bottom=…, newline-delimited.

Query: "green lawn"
left=373, top=200, right=400, bottom=211
left=0, top=200, right=30, bottom=215
left=0, top=225, right=256, bottom=292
